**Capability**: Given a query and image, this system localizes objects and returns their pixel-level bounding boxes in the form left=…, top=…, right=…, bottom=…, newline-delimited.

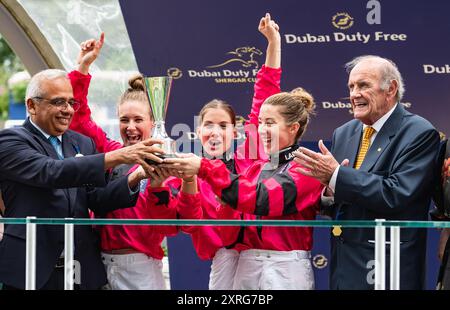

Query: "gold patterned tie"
left=354, top=126, right=376, bottom=170
left=332, top=126, right=376, bottom=237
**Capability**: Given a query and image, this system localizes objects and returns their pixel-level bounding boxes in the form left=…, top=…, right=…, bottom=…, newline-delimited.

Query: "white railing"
left=64, top=218, right=74, bottom=290
left=25, top=216, right=36, bottom=290
left=21, top=217, right=402, bottom=290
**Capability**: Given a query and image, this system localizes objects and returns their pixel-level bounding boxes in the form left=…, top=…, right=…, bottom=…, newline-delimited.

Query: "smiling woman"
left=66, top=33, right=203, bottom=290
left=197, top=99, right=236, bottom=158
left=117, top=75, right=153, bottom=147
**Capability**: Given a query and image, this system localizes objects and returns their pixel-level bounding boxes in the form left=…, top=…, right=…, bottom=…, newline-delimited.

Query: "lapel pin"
left=377, top=148, right=382, bottom=152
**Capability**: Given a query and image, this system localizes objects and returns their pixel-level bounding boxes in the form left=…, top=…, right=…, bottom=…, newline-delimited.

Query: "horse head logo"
left=207, top=46, right=262, bottom=69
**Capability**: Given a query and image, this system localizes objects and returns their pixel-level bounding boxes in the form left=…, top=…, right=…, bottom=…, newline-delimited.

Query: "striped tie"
left=354, top=126, right=376, bottom=170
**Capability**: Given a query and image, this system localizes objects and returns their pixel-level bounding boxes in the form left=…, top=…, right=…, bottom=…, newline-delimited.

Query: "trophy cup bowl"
left=143, top=76, right=177, bottom=164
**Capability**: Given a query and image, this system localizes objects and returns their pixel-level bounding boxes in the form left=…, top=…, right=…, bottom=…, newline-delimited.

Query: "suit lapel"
left=62, top=132, right=79, bottom=216
left=345, top=123, right=363, bottom=168
left=62, top=132, right=77, bottom=159
left=24, top=118, right=76, bottom=215
left=334, top=124, right=362, bottom=220
left=359, top=104, right=406, bottom=172
left=23, top=118, right=60, bottom=160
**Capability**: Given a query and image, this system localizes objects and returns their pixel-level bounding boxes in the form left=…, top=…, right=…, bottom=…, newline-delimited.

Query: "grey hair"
left=345, top=55, right=405, bottom=101
left=25, top=69, right=68, bottom=101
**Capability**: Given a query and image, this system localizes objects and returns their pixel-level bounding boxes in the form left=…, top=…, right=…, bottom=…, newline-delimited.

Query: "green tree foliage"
left=0, top=91, right=8, bottom=119
left=0, top=36, right=24, bottom=74
left=0, top=35, right=26, bottom=120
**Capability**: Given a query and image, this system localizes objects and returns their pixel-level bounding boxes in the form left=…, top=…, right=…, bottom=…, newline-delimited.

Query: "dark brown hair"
left=198, top=99, right=236, bottom=126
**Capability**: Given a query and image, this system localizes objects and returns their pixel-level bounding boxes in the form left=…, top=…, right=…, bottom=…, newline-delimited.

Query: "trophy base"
left=145, top=153, right=177, bottom=165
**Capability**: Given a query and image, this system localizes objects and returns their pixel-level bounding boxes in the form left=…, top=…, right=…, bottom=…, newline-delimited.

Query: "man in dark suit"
left=295, top=55, right=440, bottom=289
left=0, top=69, right=164, bottom=290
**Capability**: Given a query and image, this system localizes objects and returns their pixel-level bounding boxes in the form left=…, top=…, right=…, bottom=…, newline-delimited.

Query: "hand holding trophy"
left=143, top=76, right=177, bottom=164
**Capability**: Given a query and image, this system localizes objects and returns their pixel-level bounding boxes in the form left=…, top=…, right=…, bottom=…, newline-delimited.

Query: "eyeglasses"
left=32, top=97, right=80, bottom=112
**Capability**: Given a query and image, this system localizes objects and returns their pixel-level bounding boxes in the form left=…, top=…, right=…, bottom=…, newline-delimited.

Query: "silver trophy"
left=143, top=76, right=176, bottom=163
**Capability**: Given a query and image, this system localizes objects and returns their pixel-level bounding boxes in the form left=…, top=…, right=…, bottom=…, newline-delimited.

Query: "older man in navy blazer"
left=295, top=55, right=440, bottom=289
left=0, top=69, right=163, bottom=290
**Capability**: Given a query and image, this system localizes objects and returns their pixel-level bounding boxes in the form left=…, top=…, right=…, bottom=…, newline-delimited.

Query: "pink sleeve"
left=177, top=190, right=203, bottom=234
left=176, top=191, right=203, bottom=220
left=198, top=158, right=323, bottom=217
left=68, top=70, right=122, bottom=153
left=235, top=65, right=282, bottom=166
left=144, top=177, right=202, bottom=234
left=145, top=185, right=179, bottom=235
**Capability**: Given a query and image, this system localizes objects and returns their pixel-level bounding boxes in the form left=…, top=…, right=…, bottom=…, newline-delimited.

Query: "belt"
left=102, top=248, right=140, bottom=255
left=241, top=249, right=311, bottom=260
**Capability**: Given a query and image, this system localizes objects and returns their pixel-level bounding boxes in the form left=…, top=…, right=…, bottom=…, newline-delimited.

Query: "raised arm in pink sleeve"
left=236, top=65, right=282, bottom=167
left=68, top=70, right=122, bottom=153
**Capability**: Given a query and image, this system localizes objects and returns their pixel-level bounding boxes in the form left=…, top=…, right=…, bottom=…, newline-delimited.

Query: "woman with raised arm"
left=163, top=18, right=323, bottom=289
left=177, top=13, right=284, bottom=290
left=68, top=33, right=202, bottom=290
